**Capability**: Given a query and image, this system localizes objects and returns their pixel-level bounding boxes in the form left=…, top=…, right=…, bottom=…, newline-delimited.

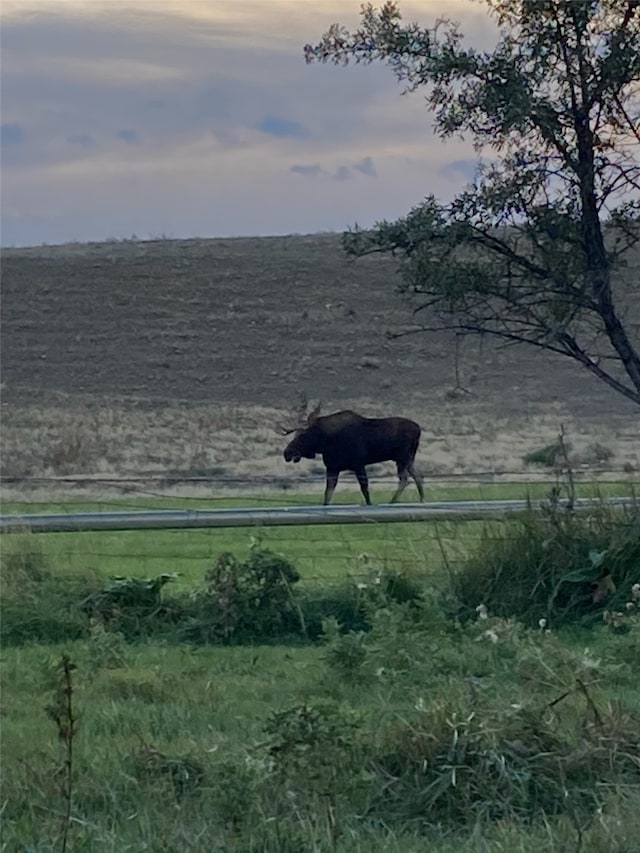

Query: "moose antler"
left=307, top=400, right=322, bottom=425
left=275, top=393, right=321, bottom=435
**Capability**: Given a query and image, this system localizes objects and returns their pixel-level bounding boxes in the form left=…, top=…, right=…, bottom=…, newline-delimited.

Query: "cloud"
left=66, top=133, right=97, bottom=148
left=256, top=114, right=309, bottom=139
left=291, top=158, right=375, bottom=181
left=291, top=163, right=325, bottom=177
left=116, top=129, right=138, bottom=144
left=333, top=165, right=351, bottom=181
left=0, top=1, right=493, bottom=245
left=197, top=87, right=233, bottom=119
left=1, top=123, right=25, bottom=145
left=353, top=156, right=376, bottom=176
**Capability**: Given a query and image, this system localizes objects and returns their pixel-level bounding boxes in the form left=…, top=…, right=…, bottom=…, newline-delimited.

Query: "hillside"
left=1, top=234, right=638, bottom=492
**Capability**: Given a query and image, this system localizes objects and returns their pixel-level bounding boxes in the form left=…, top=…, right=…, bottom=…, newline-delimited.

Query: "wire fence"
left=0, top=514, right=491, bottom=590
left=2, top=467, right=636, bottom=516
left=2, top=497, right=631, bottom=533
left=2, top=466, right=637, bottom=489
left=2, top=495, right=636, bottom=591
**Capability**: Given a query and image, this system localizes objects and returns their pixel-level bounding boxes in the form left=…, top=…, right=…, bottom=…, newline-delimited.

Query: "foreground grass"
left=2, top=489, right=638, bottom=850
left=3, top=614, right=639, bottom=851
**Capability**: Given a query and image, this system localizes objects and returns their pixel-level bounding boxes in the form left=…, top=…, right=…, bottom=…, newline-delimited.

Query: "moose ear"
left=308, top=401, right=322, bottom=425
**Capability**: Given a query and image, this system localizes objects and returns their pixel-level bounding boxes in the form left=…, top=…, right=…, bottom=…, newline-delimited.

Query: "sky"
left=1, top=0, right=497, bottom=247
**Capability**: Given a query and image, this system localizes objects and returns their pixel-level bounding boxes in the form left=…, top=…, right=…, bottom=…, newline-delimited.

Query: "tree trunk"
left=576, top=120, right=640, bottom=399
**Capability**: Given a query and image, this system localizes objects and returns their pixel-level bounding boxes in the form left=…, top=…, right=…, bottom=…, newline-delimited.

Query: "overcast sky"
left=1, top=0, right=497, bottom=247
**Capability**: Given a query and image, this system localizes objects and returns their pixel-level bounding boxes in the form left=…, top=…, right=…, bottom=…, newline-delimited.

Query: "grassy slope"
left=2, top=234, right=639, bottom=487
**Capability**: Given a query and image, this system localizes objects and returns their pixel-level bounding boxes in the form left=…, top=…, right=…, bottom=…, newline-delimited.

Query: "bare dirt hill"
left=1, top=234, right=638, bottom=494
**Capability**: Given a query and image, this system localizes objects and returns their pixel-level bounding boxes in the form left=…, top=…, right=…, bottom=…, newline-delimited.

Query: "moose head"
left=277, top=394, right=323, bottom=463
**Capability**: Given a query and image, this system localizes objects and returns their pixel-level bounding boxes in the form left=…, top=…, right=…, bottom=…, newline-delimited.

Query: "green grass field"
left=2, top=481, right=634, bottom=587
left=2, top=484, right=639, bottom=851
left=4, top=621, right=639, bottom=851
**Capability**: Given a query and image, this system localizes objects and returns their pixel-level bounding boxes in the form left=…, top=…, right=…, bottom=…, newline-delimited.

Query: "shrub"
left=294, top=567, right=424, bottom=642
left=1, top=534, right=51, bottom=590
left=85, top=619, right=127, bottom=671
left=131, top=744, right=205, bottom=799
left=80, top=573, right=180, bottom=637
left=292, top=585, right=370, bottom=639
left=263, top=701, right=368, bottom=806
left=0, top=539, right=428, bottom=648
left=0, top=544, right=184, bottom=645
left=320, top=594, right=447, bottom=683
left=321, top=617, right=369, bottom=680
left=523, top=441, right=564, bottom=468
left=450, top=504, right=640, bottom=628
left=183, top=547, right=301, bottom=642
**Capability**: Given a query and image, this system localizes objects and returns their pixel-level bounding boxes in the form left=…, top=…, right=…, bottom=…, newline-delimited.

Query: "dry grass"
left=1, top=397, right=637, bottom=503
left=1, top=234, right=638, bottom=500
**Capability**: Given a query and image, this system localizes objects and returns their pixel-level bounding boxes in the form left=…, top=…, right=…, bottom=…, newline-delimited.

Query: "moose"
left=279, top=399, right=424, bottom=505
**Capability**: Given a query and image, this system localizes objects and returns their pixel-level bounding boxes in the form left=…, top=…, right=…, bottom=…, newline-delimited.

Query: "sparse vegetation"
left=584, top=442, right=615, bottom=465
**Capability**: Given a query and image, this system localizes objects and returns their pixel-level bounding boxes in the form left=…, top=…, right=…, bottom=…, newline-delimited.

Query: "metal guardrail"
left=0, top=498, right=634, bottom=534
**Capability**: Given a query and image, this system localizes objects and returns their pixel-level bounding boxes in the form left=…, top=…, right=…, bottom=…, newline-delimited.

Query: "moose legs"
left=410, top=462, right=425, bottom=501
left=391, top=460, right=424, bottom=503
left=354, top=467, right=372, bottom=505
left=323, top=471, right=339, bottom=505
left=323, top=468, right=372, bottom=505
left=324, top=463, right=422, bottom=505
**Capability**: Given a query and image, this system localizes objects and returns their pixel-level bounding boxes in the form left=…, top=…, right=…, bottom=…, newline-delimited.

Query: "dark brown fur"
left=283, top=410, right=424, bottom=505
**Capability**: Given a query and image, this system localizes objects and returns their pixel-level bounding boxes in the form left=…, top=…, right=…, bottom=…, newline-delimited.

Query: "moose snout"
left=283, top=447, right=301, bottom=463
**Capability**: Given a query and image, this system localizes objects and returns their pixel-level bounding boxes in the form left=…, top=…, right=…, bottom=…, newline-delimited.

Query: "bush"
left=522, top=441, right=565, bottom=467
left=183, top=547, right=302, bottom=643
left=80, top=573, right=181, bottom=638
left=282, top=585, right=370, bottom=640
left=263, top=700, right=368, bottom=807
left=1, top=587, right=92, bottom=646
left=0, top=535, right=429, bottom=648
left=1, top=534, right=51, bottom=590
left=316, top=601, right=640, bottom=833
left=292, top=566, right=424, bottom=642
left=0, top=537, right=183, bottom=644
left=450, top=505, right=640, bottom=628
left=131, top=744, right=206, bottom=799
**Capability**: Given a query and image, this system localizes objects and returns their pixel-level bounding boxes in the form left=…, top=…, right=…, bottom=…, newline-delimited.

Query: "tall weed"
left=450, top=505, right=640, bottom=627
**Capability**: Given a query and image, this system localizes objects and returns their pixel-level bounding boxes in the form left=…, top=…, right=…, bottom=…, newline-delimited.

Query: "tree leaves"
left=306, top=1, right=640, bottom=404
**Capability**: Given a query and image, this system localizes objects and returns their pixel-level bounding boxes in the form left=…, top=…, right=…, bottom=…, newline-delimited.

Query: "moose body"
left=282, top=409, right=424, bottom=505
